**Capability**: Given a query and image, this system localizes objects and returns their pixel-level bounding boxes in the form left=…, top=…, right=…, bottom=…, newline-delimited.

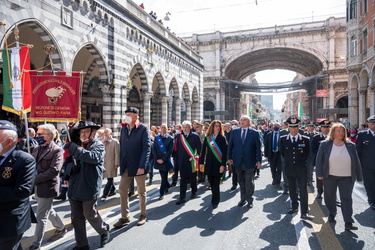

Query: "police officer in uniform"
left=279, top=116, right=314, bottom=220
left=356, top=115, right=375, bottom=210
left=311, top=120, right=331, bottom=198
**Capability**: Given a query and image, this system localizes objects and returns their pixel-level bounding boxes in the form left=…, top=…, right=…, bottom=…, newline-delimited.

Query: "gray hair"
left=2, top=130, right=18, bottom=144
left=104, top=128, right=112, bottom=133
left=37, top=124, right=57, bottom=139
left=182, top=120, right=192, bottom=127
left=240, top=115, right=251, bottom=123
left=28, top=128, right=36, bottom=134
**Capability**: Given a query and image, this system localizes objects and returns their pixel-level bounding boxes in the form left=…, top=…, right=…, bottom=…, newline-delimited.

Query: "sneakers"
left=113, top=217, right=130, bottom=228
left=137, top=215, right=147, bottom=226
left=47, top=227, right=67, bottom=242
left=100, top=224, right=110, bottom=247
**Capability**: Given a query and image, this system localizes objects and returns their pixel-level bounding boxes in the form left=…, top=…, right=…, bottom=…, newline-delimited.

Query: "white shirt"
left=329, top=144, right=351, bottom=177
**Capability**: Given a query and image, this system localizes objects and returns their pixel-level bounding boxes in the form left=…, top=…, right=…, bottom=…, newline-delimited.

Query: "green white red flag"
left=2, top=46, right=31, bottom=116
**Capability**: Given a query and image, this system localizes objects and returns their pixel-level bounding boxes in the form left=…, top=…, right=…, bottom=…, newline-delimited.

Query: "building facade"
left=347, top=0, right=375, bottom=127
left=0, top=0, right=204, bottom=136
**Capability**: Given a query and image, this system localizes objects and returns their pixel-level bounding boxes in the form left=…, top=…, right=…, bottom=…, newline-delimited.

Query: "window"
left=363, top=0, right=367, bottom=14
left=351, top=36, right=358, bottom=56
left=349, top=0, right=357, bottom=20
left=363, top=30, right=368, bottom=52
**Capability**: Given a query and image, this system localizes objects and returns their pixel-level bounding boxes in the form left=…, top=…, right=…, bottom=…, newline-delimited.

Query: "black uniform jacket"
left=199, top=134, right=228, bottom=177
left=279, top=133, right=310, bottom=177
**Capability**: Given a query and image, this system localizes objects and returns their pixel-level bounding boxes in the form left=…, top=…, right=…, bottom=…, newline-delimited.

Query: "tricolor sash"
left=180, top=133, right=199, bottom=172
left=206, top=135, right=222, bottom=163
left=156, top=134, right=173, bottom=171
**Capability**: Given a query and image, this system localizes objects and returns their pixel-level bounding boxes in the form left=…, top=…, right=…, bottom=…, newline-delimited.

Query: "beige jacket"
left=103, top=138, right=120, bottom=178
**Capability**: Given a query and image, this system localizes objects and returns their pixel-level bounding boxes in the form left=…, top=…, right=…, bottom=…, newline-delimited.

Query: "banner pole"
left=23, top=110, right=31, bottom=154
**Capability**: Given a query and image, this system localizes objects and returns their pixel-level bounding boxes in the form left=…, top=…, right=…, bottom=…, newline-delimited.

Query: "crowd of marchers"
left=0, top=109, right=374, bottom=250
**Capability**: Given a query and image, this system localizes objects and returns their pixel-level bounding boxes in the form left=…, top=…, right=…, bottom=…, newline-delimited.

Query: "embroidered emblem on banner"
left=46, top=86, right=67, bottom=105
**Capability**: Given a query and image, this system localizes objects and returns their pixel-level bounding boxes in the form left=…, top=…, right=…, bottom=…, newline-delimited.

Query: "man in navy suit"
left=0, top=121, right=36, bottom=249
left=227, top=116, right=262, bottom=208
left=356, top=115, right=375, bottom=210
left=264, top=122, right=282, bottom=189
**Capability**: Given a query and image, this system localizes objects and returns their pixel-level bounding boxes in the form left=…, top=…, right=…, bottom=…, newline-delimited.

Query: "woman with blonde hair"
left=316, top=123, right=362, bottom=231
left=199, top=120, right=227, bottom=209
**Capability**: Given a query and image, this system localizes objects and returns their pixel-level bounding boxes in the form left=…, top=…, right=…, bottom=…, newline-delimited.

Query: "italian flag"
left=2, top=46, right=31, bottom=116
left=298, top=102, right=303, bottom=118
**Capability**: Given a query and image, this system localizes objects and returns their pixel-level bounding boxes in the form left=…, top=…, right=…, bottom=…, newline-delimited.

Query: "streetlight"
left=164, top=12, right=171, bottom=21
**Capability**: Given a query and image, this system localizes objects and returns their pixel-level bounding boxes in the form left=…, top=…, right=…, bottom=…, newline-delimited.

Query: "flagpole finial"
left=14, top=25, right=19, bottom=41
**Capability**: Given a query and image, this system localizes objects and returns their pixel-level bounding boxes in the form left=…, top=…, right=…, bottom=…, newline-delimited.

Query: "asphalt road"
left=21, top=159, right=375, bottom=250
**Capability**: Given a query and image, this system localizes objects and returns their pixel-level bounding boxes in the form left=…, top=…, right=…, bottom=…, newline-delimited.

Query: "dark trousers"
left=323, top=176, right=354, bottom=223
left=0, top=234, right=23, bottom=250
left=197, top=170, right=206, bottom=182
left=362, top=167, right=375, bottom=204
left=306, top=153, right=314, bottom=183
left=316, top=176, right=324, bottom=195
left=281, top=155, right=289, bottom=191
left=235, top=163, right=255, bottom=204
left=179, top=172, right=197, bottom=199
left=288, top=174, right=308, bottom=214
left=208, top=175, right=221, bottom=205
left=69, top=199, right=107, bottom=247
left=159, top=170, right=171, bottom=196
left=229, top=164, right=238, bottom=187
left=269, top=151, right=282, bottom=185
left=103, top=178, right=116, bottom=195
left=172, top=156, right=179, bottom=184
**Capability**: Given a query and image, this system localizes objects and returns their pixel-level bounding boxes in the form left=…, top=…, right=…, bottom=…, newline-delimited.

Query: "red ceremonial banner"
left=29, top=71, right=81, bottom=122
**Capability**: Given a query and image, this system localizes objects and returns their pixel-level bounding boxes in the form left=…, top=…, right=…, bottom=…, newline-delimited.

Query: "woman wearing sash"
left=199, top=120, right=228, bottom=209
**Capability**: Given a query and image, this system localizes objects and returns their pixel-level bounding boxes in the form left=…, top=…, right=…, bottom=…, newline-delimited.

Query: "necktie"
left=292, top=137, right=296, bottom=144
left=272, top=133, right=278, bottom=152
left=242, top=129, right=246, bottom=145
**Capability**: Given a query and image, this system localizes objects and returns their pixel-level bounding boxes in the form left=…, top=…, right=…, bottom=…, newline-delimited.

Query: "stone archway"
left=150, top=72, right=167, bottom=126
left=349, top=74, right=359, bottom=127
left=72, top=43, right=109, bottom=126
left=359, top=69, right=369, bottom=125
left=192, top=86, right=199, bottom=121
left=203, top=100, right=215, bottom=120
left=168, top=78, right=180, bottom=125
left=181, top=83, right=191, bottom=121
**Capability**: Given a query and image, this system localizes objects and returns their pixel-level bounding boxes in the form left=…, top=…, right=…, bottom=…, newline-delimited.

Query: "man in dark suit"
left=304, top=122, right=318, bottom=186
left=227, top=115, right=262, bottom=208
left=175, top=121, right=202, bottom=205
left=264, top=122, right=282, bottom=189
left=356, top=115, right=375, bottom=210
left=152, top=124, right=174, bottom=200
left=0, top=121, right=36, bottom=249
left=279, top=116, right=313, bottom=220
left=311, top=120, right=331, bottom=198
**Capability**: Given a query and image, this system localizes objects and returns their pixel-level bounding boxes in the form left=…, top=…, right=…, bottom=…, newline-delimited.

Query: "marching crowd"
left=0, top=107, right=375, bottom=250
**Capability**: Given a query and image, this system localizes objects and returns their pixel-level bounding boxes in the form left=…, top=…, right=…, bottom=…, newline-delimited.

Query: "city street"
left=22, top=158, right=375, bottom=250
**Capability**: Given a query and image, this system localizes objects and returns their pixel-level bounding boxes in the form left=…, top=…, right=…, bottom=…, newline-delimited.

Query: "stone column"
left=329, top=82, right=335, bottom=121
left=161, top=96, right=169, bottom=125
left=185, top=99, right=192, bottom=122
left=192, top=102, right=199, bottom=121
left=370, top=86, right=375, bottom=116
left=358, top=88, right=367, bottom=126
left=349, top=88, right=359, bottom=127
left=174, top=98, right=182, bottom=125
left=215, top=87, right=221, bottom=120
left=98, top=84, right=113, bottom=129
left=143, top=92, right=152, bottom=126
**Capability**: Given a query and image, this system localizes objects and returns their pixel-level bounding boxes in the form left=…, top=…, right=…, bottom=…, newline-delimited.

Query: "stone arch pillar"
left=143, top=92, right=152, bottom=126
left=370, top=86, right=375, bottom=116
left=358, top=88, right=367, bottom=125
left=174, top=98, right=182, bottom=125
left=185, top=100, right=192, bottom=122
left=161, top=96, right=169, bottom=125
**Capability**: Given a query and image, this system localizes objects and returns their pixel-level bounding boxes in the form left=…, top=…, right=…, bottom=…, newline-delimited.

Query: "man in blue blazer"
left=356, top=115, right=375, bottom=210
left=0, top=121, right=36, bottom=249
left=227, top=116, right=262, bottom=208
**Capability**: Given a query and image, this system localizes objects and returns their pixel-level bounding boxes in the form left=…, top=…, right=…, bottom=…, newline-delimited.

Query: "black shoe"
left=176, top=198, right=186, bottom=205
left=128, top=191, right=135, bottom=198
left=328, top=215, right=336, bottom=223
left=316, top=193, right=323, bottom=199
left=238, top=200, right=246, bottom=207
left=230, top=186, right=237, bottom=190
left=345, top=223, right=358, bottom=231
left=301, top=213, right=314, bottom=221
left=100, top=224, right=110, bottom=247
left=159, top=195, right=164, bottom=200
left=171, top=182, right=177, bottom=187
left=287, top=207, right=298, bottom=214
left=212, top=204, right=218, bottom=209
left=282, top=190, right=289, bottom=195
left=190, top=193, right=197, bottom=199
left=275, top=184, right=283, bottom=190
left=247, top=203, right=253, bottom=209
left=165, top=187, right=170, bottom=194
left=370, top=203, right=375, bottom=210
left=54, top=195, right=66, bottom=201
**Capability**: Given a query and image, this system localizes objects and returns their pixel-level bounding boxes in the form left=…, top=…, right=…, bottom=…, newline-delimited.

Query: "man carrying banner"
left=152, top=124, right=174, bottom=200
left=175, top=121, right=202, bottom=205
left=199, top=120, right=228, bottom=209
